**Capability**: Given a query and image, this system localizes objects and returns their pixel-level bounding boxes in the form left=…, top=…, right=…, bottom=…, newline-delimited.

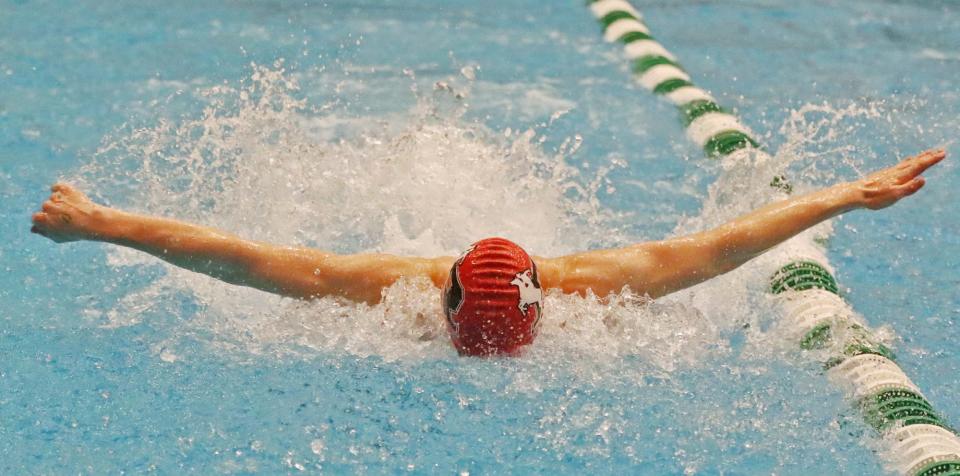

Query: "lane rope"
left=586, top=1, right=960, bottom=474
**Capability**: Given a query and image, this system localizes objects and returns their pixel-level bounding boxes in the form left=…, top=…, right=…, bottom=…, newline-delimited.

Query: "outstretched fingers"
left=860, top=149, right=945, bottom=210
left=894, top=176, right=926, bottom=197
left=877, top=149, right=947, bottom=186
left=903, top=148, right=946, bottom=179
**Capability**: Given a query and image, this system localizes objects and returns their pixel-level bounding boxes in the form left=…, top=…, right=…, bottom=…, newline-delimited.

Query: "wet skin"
left=32, top=149, right=945, bottom=305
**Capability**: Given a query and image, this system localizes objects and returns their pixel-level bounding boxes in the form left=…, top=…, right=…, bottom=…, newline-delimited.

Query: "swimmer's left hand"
left=853, top=148, right=946, bottom=210
left=31, top=183, right=108, bottom=243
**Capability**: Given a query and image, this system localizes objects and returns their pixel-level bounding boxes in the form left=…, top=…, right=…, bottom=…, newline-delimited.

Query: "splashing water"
left=75, top=65, right=909, bottom=372
left=56, top=63, right=952, bottom=474
left=76, top=64, right=712, bottom=366
left=659, top=99, right=933, bottom=366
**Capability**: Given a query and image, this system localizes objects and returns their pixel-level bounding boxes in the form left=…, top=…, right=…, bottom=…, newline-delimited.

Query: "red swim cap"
left=442, top=237, right=543, bottom=356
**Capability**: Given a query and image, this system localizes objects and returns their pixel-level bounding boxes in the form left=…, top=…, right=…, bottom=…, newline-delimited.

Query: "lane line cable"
left=586, top=1, right=960, bottom=474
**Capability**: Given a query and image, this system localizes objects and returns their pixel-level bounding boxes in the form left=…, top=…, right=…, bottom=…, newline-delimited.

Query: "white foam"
left=79, top=65, right=729, bottom=368
left=77, top=66, right=901, bottom=374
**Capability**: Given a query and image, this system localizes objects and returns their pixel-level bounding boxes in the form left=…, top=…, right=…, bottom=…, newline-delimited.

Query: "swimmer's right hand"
left=852, top=148, right=946, bottom=210
left=31, top=183, right=108, bottom=243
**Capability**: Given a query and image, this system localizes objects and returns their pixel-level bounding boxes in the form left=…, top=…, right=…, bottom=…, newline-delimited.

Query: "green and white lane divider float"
left=591, top=0, right=759, bottom=157
left=587, top=1, right=960, bottom=474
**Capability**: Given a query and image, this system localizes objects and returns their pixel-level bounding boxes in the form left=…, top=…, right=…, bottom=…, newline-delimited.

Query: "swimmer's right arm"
left=31, top=184, right=453, bottom=304
left=541, top=148, right=946, bottom=299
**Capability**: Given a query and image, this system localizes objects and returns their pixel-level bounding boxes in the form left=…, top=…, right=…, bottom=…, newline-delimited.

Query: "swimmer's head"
left=442, top=237, right=543, bottom=356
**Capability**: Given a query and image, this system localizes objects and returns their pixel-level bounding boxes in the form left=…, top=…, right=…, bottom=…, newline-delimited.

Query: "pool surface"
left=2, top=1, right=959, bottom=473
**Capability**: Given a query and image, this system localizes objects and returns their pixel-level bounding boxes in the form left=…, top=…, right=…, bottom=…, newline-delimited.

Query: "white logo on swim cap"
left=510, top=269, right=543, bottom=313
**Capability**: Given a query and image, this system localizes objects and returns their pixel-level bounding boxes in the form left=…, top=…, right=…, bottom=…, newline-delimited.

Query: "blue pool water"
left=2, top=1, right=959, bottom=473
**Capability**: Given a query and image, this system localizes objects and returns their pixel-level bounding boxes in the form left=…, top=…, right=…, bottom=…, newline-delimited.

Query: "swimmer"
left=31, top=149, right=946, bottom=356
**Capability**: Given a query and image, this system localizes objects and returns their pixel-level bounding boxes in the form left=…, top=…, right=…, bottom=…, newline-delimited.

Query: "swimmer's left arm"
left=31, top=183, right=452, bottom=304
left=541, top=148, right=946, bottom=299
